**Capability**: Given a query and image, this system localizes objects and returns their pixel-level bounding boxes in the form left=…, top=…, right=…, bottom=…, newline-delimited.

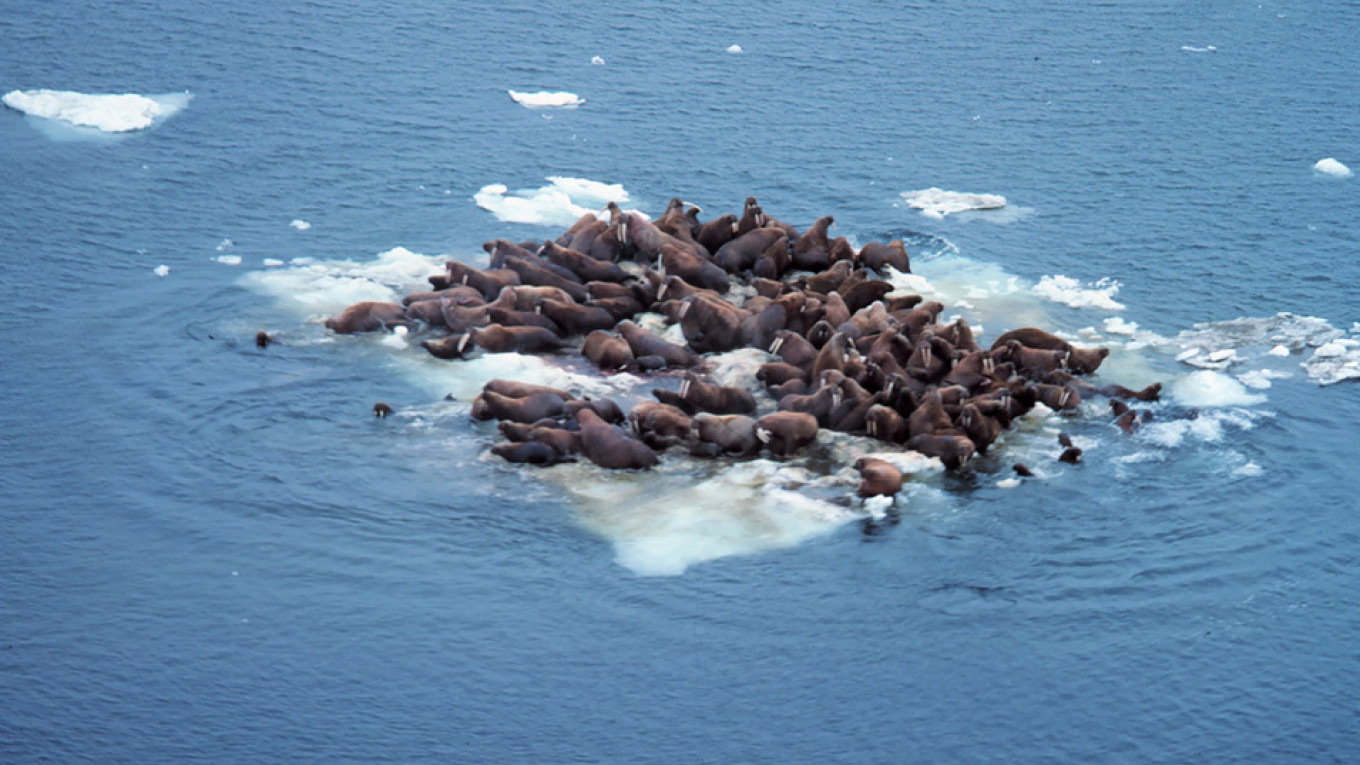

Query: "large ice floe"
left=1313, top=158, right=1352, bottom=178
left=238, top=186, right=1353, bottom=575
left=2, top=89, right=190, bottom=133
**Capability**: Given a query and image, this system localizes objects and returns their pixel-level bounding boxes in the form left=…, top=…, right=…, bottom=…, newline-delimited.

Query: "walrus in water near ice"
left=324, top=301, right=412, bottom=334
left=855, top=457, right=903, bottom=498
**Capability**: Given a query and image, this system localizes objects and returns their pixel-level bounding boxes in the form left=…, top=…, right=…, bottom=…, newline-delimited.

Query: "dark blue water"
left=4, top=1, right=1359, bottom=762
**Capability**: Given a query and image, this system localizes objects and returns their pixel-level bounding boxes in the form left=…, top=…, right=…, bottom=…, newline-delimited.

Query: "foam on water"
left=474, top=177, right=630, bottom=227
left=900, top=188, right=1007, bottom=219
left=507, top=90, right=584, bottom=108
left=1171, top=370, right=1268, bottom=407
left=2, top=89, right=190, bottom=134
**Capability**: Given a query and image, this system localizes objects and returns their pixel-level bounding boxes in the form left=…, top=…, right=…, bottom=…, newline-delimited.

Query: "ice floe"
left=2, top=89, right=190, bottom=132
left=1313, top=158, right=1352, bottom=178
left=726, top=45, right=744, bottom=54
left=153, top=265, right=170, bottom=277
left=474, top=176, right=630, bottom=227
left=507, top=90, right=584, bottom=108
left=1033, top=275, right=1125, bottom=310
left=290, top=219, right=312, bottom=231
left=900, top=188, right=1007, bottom=219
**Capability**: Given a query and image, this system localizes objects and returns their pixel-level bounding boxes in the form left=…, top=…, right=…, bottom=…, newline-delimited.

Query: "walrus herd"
left=324, top=196, right=1162, bottom=496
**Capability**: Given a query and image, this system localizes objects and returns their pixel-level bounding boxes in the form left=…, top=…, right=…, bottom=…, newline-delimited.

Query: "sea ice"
left=507, top=90, right=584, bottom=108
left=900, top=188, right=1007, bottom=219
left=1033, top=275, right=1125, bottom=310
left=2, top=89, right=189, bottom=132
left=474, top=177, right=630, bottom=227
left=1313, top=158, right=1352, bottom=178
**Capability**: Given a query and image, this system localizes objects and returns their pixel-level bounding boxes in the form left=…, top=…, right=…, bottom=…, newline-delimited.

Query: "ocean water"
left=3, top=0, right=1359, bottom=762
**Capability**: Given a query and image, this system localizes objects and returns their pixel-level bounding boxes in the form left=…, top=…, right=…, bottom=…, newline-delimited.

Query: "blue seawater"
left=3, top=0, right=1358, bottom=762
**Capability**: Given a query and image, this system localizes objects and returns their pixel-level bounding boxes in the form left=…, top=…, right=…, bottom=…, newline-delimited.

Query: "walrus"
left=324, top=301, right=413, bottom=334
left=1006, top=340, right=1071, bottom=378
left=576, top=409, right=658, bottom=470
left=955, top=403, right=1002, bottom=453
left=777, top=383, right=842, bottom=427
left=750, top=234, right=793, bottom=280
left=905, top=432, right=976, bottom=470
left=857, top=240, right=911, bottom=274
left=582, top=330, right=634, bottom=369
left=467, top=324, right=567, bottom=354
left=753, top=411, right=819, bottom=457
left=660, top=244, right=730, bottom=293
left=679, top=293, right=749, bottom=353
left=373, top=402, right=393, bottom=418
left=535, top=298, right=617, bottom=336
left=483, top=379, right=573, bottom=400
left=689, top=413, right=761, bottom=458
left=695, top=213, right=738, bottom=254
left=566, top=218, right=609, bottom=257
left=791, top=215, right=835, bottom=271
left=756, top=362, right=810, bottom=388
left=563, top=398, right=625, bottom=425
left=439, top=299, right=491, bottom=333
left=908, top=390, right=954, bottom=438
left=541, top=240, right=631, bottom=283
left=617, top=320, right=702, bottom=368
left=714, top=226, right=785, bottom=274
left=496, top=253, right=589, bottom=303
left=470, top=390, right=567, bottom=423
left=811, top=332, right=852, bottom=382
left=628, top=401, right=694, bottom=450
left=653, top=372, right=756, bottom=416
left=256, top=331, right=272, bottom=348
left=485, top=306, right=564, bottom=335
left=803, top=260, right=854, bottom=295
left=439, top=261, right=522, bottom=300
left=864, top=404, right=909, bottom=443
left=769, top=330, right=820, bottom=370
left=855, top=457, right=903, bottom=498
left=1033, top=383, right=1081, bottom=411
left=614, top=210, right=705, bottom=262
left=490, top=440, right=570, bottom=465
left=421, top=334, right=472, bottom=359
left=991, top=327, right=1109, bottom=375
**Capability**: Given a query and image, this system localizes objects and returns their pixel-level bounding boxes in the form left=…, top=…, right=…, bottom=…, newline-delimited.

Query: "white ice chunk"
left=899, top=188, right=1007, bottom=219
left=2, top=89, right=190, bottom=132
left=508, top=90, right=584, bottom=108
left=1172, top=370, right=1268, bottom=407
left=1033, top=275, right=1125, bottom=310
left=290, top=219, right=312, bottom=231
left=1313, top=158, right=1352, bottom=178
left=726, top=45, right=744, bottom=54
left=153, top=265, right=170, bottom=277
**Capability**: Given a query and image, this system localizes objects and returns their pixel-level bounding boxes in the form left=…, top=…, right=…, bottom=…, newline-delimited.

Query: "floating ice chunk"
left=1181, top=45, right=1217, bottom=52
left=263, top=258, right=285, bottom=267
left=290, top=219, right=311, bottom=231
left=900, top=188, right=1007, bottom=219
left=381, top=325, right=409, bottom=349
left=1268, top=344, right=1290, bottom=357
left=863, top=494, right=893, bottom=519
left=507, top=90, right=584, bottom=108
left=1104, top=317, right=1138, bottom=335
left=1172, top=370, right=1267, bottom=407
left=2, top=89, right=190, bottom=132
left=1236, top=370, right=1274, bottom=389
left=1033, top=275, right=1125, bottom=310
left=214, top=254, right=242, bottom=266
left=1313, top=158, right=1352, bottom=178
left=996, top=477, right=1022, bottom=489
left=153, top=265, right=170, bottom=277
left=591, top=55, right=605, bottom=65
left=726, top=45, right=744, bottom=54
left=216, top=239, right=234, bottom=252
left=1313, top=341, right=1346, bottom=358
left=474, top=176, right=630, bottom=227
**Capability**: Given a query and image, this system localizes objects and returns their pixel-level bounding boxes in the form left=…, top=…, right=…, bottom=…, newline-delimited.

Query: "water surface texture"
left=3, top=1, right=1358, bottom=762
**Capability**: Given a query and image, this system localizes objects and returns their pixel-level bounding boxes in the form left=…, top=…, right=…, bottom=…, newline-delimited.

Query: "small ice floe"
left=1313, top=158, right=1352, bottom=178
left=1103, top=317, right=1138, bottom=335
left=381, top=325, right=409, bottom=349
left=863, top=494, right=893, bottom=520
left=899, top=188, right=1007, bottom=219
left=216, top=239, right=234, bottom=252
left=1268, top=344, right=1291, bottom=357
left=290, top=219, right=312, bottom=231
left=507, top=90, right=584, bottom=108
left=1171, top=370, right=1267, bottom=407
left=153, top=265, right=170, bottom=277
left=996, top=477, right=1022, bottom=489
left=726, top=44, right=744, bottom=54
left=262, top=258, right=285, bottom=267
left=591, top=55, right=605, bottom=65
left=1180, top=45, right=1217, bottom=52
left=1033, top=275, right=1125, bottom=310
left=2, top=89, right=190, bottom=132
left=214, top=254, right=242, bottom=266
